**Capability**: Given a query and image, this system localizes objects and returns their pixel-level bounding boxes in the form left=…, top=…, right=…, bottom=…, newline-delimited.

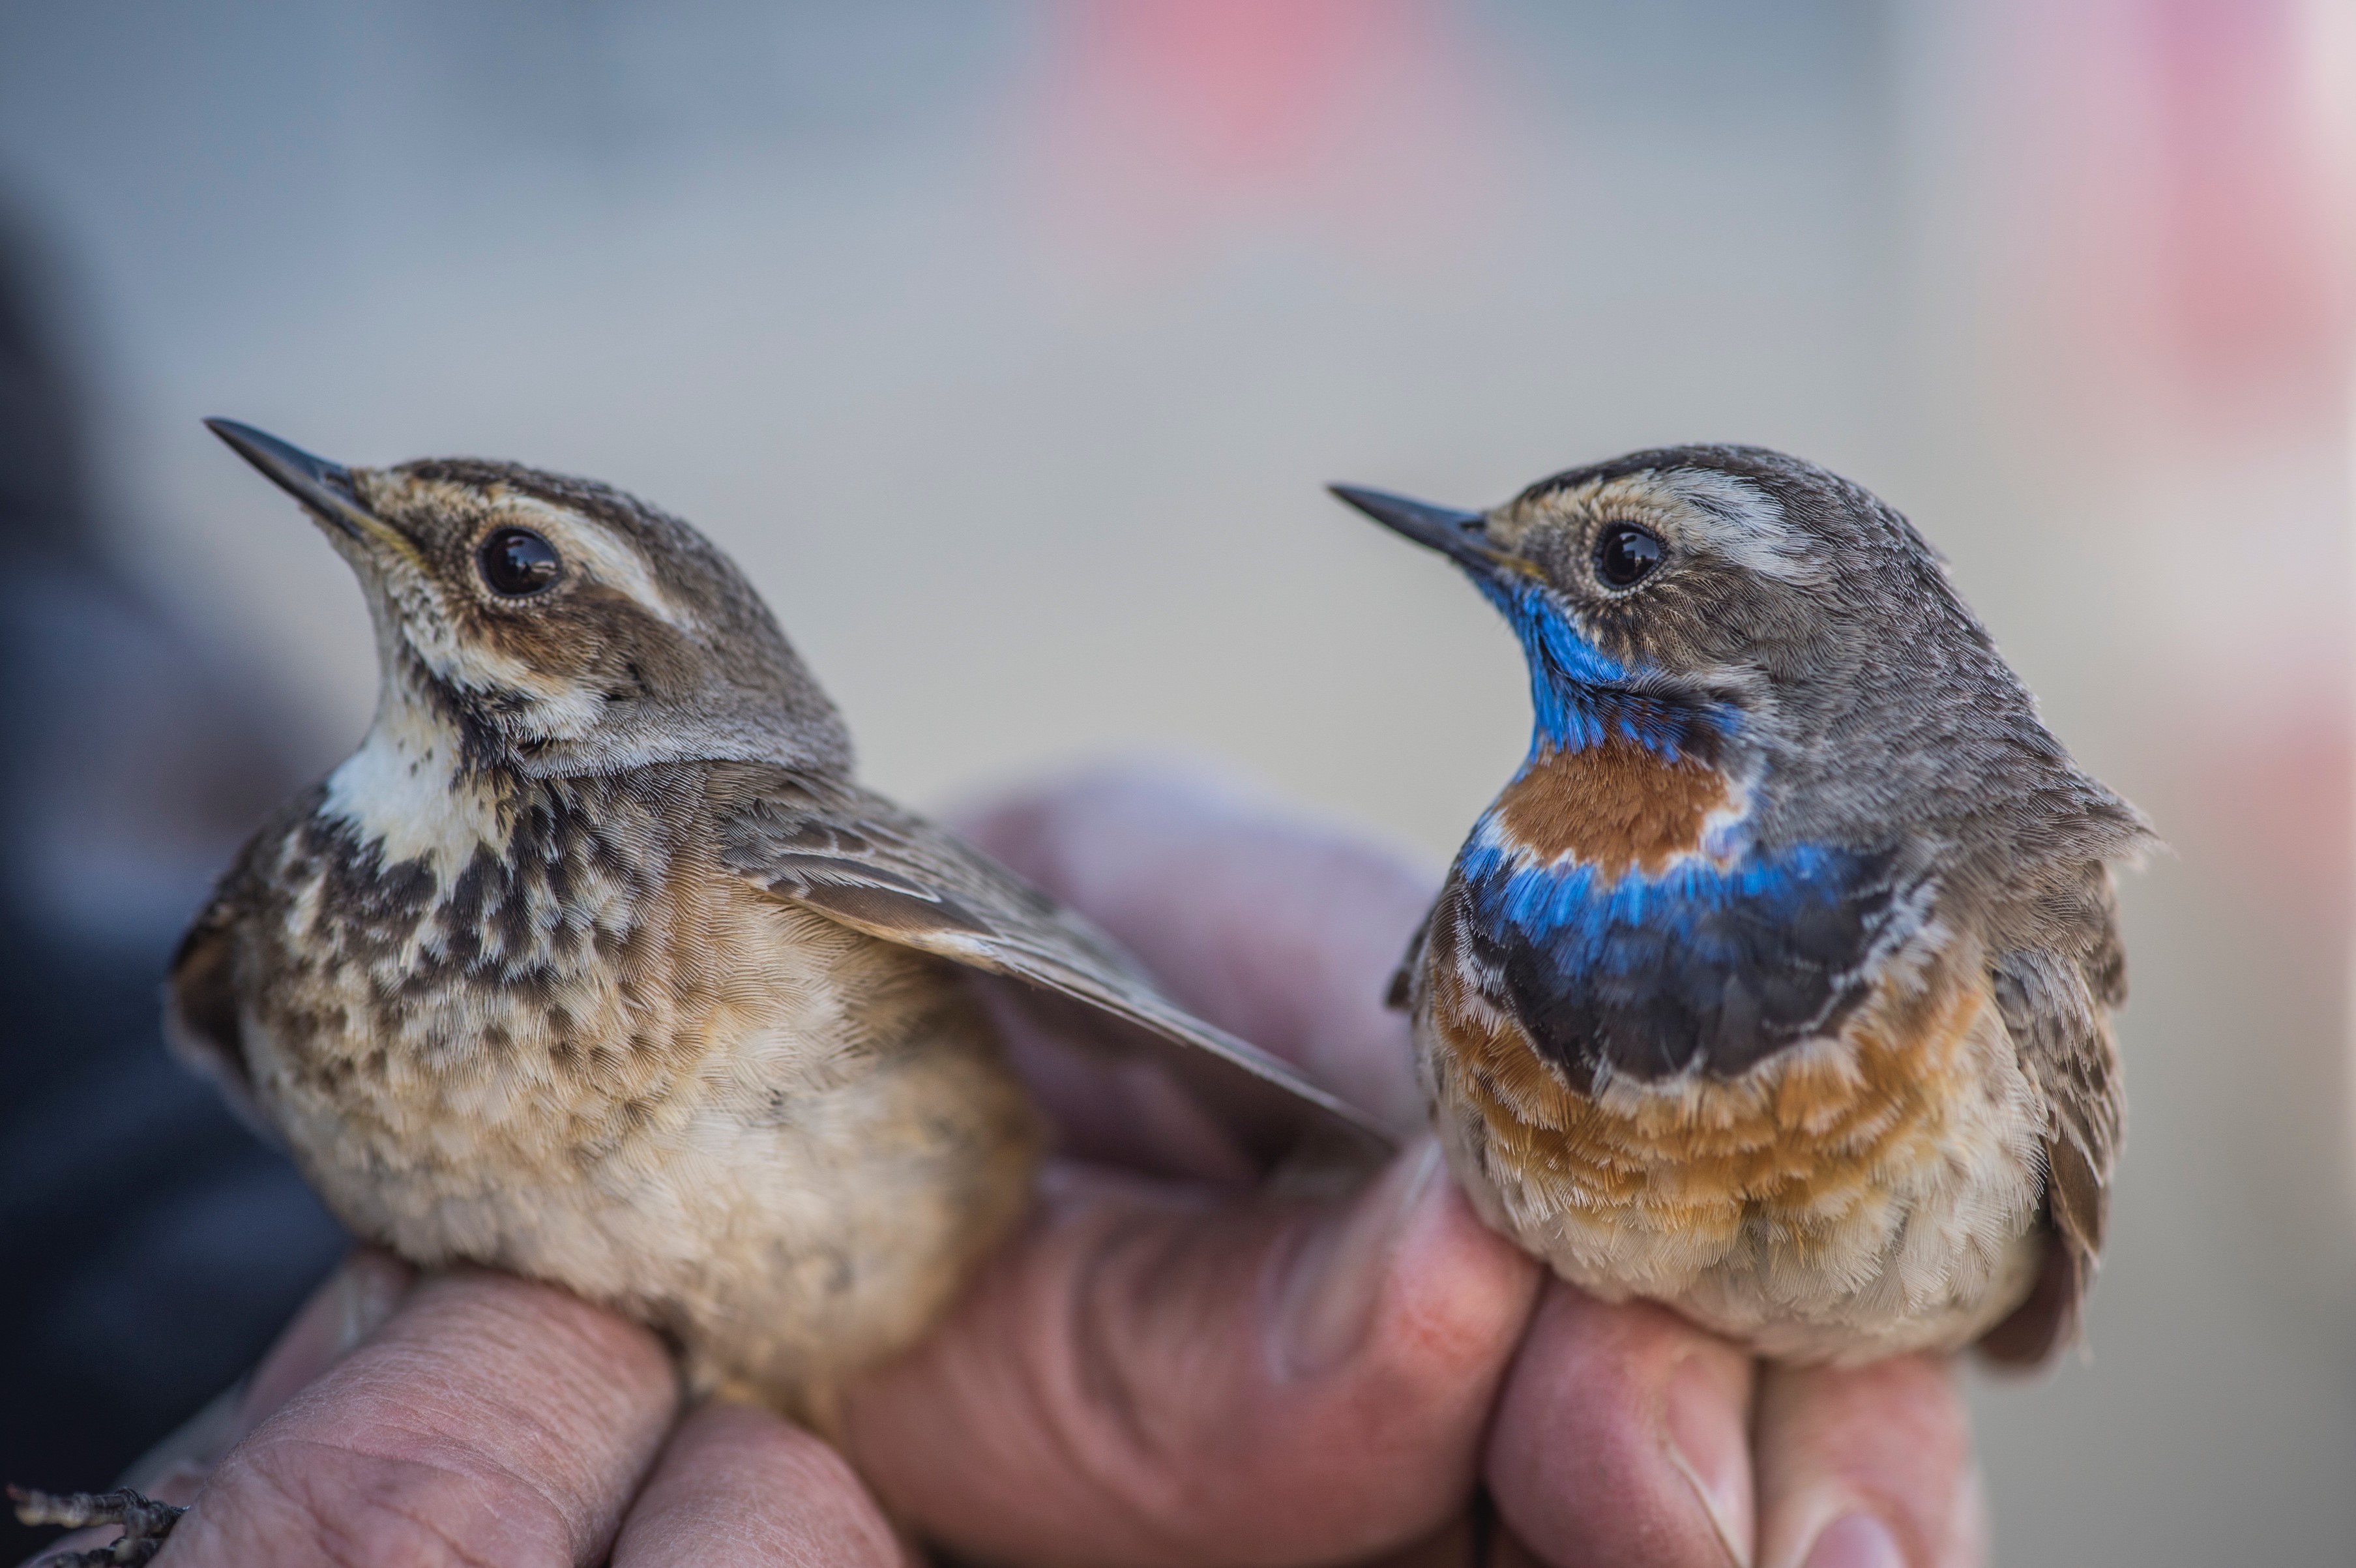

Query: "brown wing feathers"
left=162, top=889, right=275, bottom=1138
left=1980, top=942, right=2126, bottom=1365
left=718, top=770, right=1396, bottom=1161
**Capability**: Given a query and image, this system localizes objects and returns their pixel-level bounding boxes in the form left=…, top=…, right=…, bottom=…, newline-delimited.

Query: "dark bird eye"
left=1594, top=523, right=1664, bottom=589
left=479, top=527, right=563, bottom=596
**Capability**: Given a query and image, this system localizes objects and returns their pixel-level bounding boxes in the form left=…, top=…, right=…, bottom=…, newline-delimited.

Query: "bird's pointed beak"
left=205, top=419, right=407, bottom=553
left=1327, top=484, right=1512, bottom=576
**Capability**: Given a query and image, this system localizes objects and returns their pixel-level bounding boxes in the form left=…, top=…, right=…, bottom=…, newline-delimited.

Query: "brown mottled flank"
left=1491, top=734, right=1729, bottom=877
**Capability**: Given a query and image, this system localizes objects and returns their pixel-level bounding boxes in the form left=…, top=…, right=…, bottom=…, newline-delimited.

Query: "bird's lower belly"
left=251, top=948, right=1040, bottom=1418
left=1424, top=962, right=2047, bottom=1360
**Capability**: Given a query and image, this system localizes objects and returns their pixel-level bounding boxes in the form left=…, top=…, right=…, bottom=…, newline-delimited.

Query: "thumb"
left=843, top=1140, right=1540, bottom=1568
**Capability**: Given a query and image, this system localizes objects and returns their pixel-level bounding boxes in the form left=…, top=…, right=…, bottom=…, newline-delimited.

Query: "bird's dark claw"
left=9, top=1485, right=188, bottom=1567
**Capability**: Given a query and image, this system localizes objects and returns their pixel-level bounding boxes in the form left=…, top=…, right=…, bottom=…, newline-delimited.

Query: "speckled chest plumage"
left=218, top=750, right=1039, bottom=1421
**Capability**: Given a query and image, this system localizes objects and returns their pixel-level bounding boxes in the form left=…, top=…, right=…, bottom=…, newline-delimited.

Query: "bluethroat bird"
left=1331, top=447, right=2148, bottom=1365
left=136, top=424, right=1381, bottom=1429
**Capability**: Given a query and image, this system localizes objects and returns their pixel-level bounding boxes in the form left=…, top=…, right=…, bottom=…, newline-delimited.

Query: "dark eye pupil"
left=1595, top=524, right=1663, bottom=588
left=479, top=528, right=562, bottom=596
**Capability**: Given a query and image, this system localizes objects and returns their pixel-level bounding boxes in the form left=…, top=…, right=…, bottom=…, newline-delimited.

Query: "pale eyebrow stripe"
left=498, top=495, right=692, bottom=629
left=1566, top=470, right=1826, bottom=586
left=1658, top=470, right=1825, bottom=584
left=1523, top=469, right=1824, bottom=585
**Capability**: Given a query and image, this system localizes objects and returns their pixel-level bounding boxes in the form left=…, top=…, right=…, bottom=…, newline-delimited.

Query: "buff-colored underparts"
left=1422, top=910, right=2046, bottom=1362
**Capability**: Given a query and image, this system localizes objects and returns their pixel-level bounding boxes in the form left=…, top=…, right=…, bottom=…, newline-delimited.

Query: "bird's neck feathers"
left=319, top=657, right=638, bottom=885
left=1470, top=583, right=1759, bottom=885
left=1478, top=572, right=1722, bottom=764
left=1486, top=737, right=1737, bottom=884
left=321, top=685, right=517, bottom=885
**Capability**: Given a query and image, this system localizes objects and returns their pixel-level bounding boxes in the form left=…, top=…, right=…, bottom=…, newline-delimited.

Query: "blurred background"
left=0, top=2, right=2348, bottom=1563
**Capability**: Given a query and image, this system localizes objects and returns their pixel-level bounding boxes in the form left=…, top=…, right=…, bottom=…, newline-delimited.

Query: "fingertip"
left=1664, top=1348, right=1759, bottom=1565
left=1271, top=1138, right=1542, bottom=1388
left=1353, top=1145, right=1548, bottom=1382
left=847, top=1148, right=1542, bottom=1566
left=1486, top=1284, right=1758, bottom=1568
left=1754, top=1354, right=1981, bottom=1568
left=610, top=1402, right=909, bottom=1567
left=169, top=1270, right=680, bottom=1568
left=1270, top=1140, right=1447, bottom=1379
left=235, top=1249, right=417, bottom=1432
left=380, top=1268, right=679, bottom=1416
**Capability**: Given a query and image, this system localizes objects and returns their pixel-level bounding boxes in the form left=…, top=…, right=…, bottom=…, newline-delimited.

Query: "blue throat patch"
left=1455, top=573, right=1900, bottom=1081
left=1472, top=571, right=1717, bottom=760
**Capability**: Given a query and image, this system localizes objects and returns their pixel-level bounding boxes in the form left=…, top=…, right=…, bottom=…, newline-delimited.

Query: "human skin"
left=35, top=769, right=1983, bottom=1568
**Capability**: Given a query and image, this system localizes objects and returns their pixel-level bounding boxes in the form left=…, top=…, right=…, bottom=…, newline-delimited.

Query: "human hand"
left=23, top=1253, right=909, bottom=1567
left=894, top=766, right=1988, bottom=1568
left=33, top=766, right=1984, bottom=1567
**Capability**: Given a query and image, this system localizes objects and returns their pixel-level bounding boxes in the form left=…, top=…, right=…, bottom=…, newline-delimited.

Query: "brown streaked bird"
left=1332, top=448, right=2148, bottom=1367
left=151, top=424, right=1383, bottom=1419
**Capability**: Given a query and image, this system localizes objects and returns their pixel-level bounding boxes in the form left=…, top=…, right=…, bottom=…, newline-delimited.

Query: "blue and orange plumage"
left=1337, top=450, right=2146, bottom=1364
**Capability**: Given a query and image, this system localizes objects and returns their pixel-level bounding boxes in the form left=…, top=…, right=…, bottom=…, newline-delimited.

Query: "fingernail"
left=1801, top=1515, right=1904, bottom=1568
left=335, top=1249, right=414, bottom=1352
left=1271, top=1137, right=1443, bottom=1380
left=1662, top=1354, right=1752, bottom=1567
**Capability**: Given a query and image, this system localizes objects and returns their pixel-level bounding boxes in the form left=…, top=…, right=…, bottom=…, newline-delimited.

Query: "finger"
left=956, top=764, right=1438, bottom=1129
left=162, top=1269, right=678, bottom=1568
left=24, top=1250, right=413, bottom=1568
left=1484, top=1282, right=1758, bottom=1568
left=1753, top=1356, right=1984, bottom=1568
left=72, top=1250, right=418, bottom=1531
left=232, top=1250, right=417, bottom=1434
left=845, top=1139, right=1544, bottom=1568
left=608, top=1402, right=909, bottom=1568
left=1336, top=1504, right=1555, bottom=1568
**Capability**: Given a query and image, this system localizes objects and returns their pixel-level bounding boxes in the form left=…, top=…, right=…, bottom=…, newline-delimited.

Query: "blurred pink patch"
left=2003, top=0, right=2353, bottom=425
left=2144, top=0, right=2353, bottom=409
left=1019, top=0, right=1497, bottom=276
left=1981, top=0, right=2356, bottom=915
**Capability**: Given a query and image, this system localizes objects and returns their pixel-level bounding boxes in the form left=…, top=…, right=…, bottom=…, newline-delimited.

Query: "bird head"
left=1333, top=445, right=1982, bottom=776
left=207, top=419, right=851, bottom=780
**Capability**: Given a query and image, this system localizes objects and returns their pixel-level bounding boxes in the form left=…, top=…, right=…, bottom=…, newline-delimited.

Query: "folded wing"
left=715, top=768, right=1396, bottom=1165
left=1978, top=932, right=2127, bottom=1366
